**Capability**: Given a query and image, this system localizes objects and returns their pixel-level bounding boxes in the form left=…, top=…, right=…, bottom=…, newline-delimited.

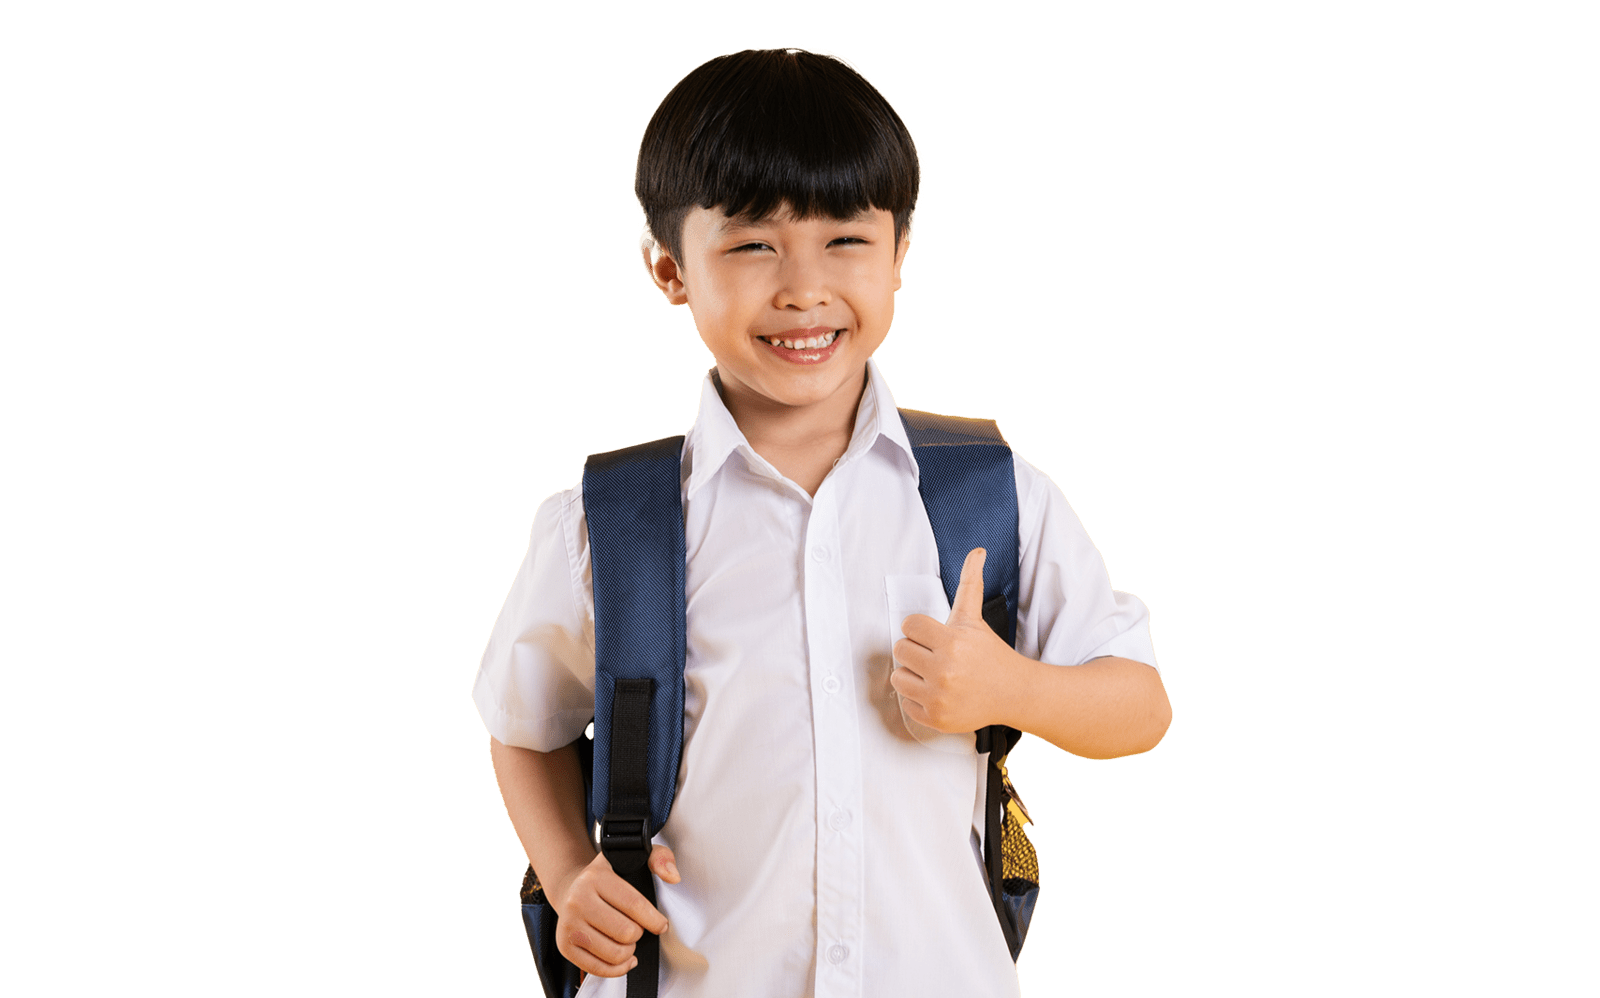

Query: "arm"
left=988, top=654, right=1169, bottom=759
left=890, top=549, right=1171, bottom=759
left=489, top=737, right=680, bottom=977
left=490, top=738, right=601, bottom=899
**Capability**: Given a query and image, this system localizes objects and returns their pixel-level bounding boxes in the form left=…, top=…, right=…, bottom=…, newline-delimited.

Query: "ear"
left=642, top=240, right=689, bottom=305
left=891, top=232, right=910, bottom=292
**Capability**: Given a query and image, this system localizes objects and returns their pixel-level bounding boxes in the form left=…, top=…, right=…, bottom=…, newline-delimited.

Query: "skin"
left=491, top=203, right=1171, bottom=978
left=644, top=204, right=906, bottom=495
left=892, top=548, right=1171, bottom=757
left=490, top=736, right=676, bottom=978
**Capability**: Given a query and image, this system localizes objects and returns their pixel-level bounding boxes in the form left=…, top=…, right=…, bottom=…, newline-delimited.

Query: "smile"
left=760, top=330, right=840, bottom=350
left=757, top=328, right=845, bottom=366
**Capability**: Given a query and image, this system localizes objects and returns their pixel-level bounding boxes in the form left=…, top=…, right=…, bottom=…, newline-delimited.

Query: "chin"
left=771, top=371, right=861, bottom=407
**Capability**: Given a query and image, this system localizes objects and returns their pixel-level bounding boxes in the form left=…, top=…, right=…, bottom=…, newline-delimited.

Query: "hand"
left=891, top=548, right=1023, bottom=734
left=551, top=844, right=680, bottom=978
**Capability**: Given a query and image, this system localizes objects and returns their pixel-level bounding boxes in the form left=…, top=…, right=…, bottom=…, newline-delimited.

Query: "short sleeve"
left=471, top=487, right=598, bottom=750
left=1012, top=455, right=1159, bottom=671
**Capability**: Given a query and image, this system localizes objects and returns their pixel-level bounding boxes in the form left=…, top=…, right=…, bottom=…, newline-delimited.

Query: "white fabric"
left=473, top=361, right=1156, bottom=998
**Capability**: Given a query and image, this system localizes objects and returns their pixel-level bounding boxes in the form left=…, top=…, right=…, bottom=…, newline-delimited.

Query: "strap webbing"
left=608, top=679, right=654, bottom=820
left=606, top=679, right=658, bottom=998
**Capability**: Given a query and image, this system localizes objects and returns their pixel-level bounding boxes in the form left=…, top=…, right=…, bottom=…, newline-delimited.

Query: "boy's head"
left=636, top=49, right=919, bottom=265
left=636, top=50, right=919, bottom=418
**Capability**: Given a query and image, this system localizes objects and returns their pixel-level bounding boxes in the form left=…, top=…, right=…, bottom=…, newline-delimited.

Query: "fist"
left=890, top=548, right=1019, bottom=734
left=553, top=845, right=679, bottom=978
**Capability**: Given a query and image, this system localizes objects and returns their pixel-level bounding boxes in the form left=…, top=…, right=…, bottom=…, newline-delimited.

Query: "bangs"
left=637, top=50, right=919, bottom=260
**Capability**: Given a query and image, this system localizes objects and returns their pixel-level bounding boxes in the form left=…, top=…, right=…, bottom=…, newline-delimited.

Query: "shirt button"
left=829, top=809, right=851, bottom=830
left=810, top=544, right=830, bottom=562
left=822, top=675, right=841, bottom=695
left=827, top=943, right=849, bottom=964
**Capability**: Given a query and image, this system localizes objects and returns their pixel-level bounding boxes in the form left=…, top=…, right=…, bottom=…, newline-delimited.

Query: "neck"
left=715, top=365, right=868, bottom=495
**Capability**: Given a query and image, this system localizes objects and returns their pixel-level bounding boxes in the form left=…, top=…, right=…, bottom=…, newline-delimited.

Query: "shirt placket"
left=803, top=483, right=864, bottom=998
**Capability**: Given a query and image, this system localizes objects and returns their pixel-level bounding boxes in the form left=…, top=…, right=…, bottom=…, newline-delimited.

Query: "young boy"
left=475, top=49, right=1170, bottom=997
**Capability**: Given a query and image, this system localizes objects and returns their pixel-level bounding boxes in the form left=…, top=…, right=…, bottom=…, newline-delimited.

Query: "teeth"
left=767, top=331, right=839, bottom=350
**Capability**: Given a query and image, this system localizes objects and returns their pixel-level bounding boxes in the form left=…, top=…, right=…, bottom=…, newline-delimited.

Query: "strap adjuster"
left=599, top=814, right=651, bottom=875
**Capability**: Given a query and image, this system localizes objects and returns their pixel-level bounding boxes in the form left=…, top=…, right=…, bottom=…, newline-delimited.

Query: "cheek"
left=856, top=277, right=898, bottom=326
left=686, top=282, right=755, bottom=352
left=846, top=260, right=900, bottom=314
left=691, top=272, right=756, bottom=320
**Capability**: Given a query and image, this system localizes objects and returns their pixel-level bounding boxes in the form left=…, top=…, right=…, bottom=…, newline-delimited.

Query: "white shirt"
left=473, top=362, right=1156, bottom=998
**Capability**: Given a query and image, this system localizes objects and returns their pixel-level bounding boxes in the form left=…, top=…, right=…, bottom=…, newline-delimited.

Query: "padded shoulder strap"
left=898, top=409, right=1019, bottom=648
left=582, top=435, right=687, bottom=834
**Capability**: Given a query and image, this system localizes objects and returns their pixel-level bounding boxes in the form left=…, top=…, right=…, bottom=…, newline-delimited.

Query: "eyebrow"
left=717, top=210, right=877, bottom=234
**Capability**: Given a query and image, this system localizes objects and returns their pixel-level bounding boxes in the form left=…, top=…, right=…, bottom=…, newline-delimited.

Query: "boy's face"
left=648, top=205, right=907, bottom=417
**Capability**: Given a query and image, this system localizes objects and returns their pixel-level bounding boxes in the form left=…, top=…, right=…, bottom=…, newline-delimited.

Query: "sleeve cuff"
left=1077, top=591, right=1159, bottom=672
left=473, top=673, right=594, bottom=751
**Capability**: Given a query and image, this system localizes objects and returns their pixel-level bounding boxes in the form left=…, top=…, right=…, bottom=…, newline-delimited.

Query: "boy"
left=475, top=49, right=1170, bottom=997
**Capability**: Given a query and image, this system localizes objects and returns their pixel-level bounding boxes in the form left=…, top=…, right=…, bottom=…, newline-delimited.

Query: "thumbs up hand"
left=891, top=548, right=1023, bottom=735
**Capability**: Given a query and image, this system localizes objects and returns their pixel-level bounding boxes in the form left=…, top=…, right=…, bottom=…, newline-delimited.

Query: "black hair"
left=636, top=49, right=919, bottom=264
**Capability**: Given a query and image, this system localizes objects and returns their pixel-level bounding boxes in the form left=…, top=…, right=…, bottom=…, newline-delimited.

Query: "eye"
left=730, top=241, right=773, bottom=253
left=828, top=236, right=869, bottom=247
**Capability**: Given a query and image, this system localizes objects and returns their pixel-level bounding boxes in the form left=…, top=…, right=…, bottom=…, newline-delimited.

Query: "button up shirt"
left=473, top=362, right=1156, bottom=997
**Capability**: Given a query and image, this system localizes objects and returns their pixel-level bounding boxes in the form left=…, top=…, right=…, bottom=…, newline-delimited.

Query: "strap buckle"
left=599, top=814, right=651, bottom=876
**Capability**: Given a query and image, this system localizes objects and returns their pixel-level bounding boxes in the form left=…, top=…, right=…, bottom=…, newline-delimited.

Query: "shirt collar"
left=683, top=359, right=918, bottom=499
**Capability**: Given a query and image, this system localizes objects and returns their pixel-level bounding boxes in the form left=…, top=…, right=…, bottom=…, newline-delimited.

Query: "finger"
left=947, top=547, right=987, bottom=625
left=899, top=695, right=934, bottom=728
left=581, top=893, right=645, bottom=945
left=567, top=921, right=636, bottom=965
left=648, top=844, right=681, bottom=884
left=576, top=952, right=638, bottom=979
left=899, top=613, right=944, bottom=646
left=598, top=876, right=671, bottom=936
left=893, top=636, right=932, bottom=671
left=563, top=926, right=638, bottom=977
left=568, top=948, right=636, bottom=979
left=889, top=663, right=926, bottom=699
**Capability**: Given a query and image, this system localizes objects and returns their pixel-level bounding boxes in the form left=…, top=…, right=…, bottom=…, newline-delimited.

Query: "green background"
left=6, top=0, right=1593, bottom=991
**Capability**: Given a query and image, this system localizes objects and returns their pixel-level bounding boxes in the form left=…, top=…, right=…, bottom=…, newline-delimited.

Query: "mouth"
left=757, top=328, right=845, bottom=366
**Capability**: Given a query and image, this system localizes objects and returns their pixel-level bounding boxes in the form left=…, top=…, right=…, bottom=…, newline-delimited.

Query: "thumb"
left=648, top=843, right=680, bottom=884
left=948, top=547, right=987, bottom=625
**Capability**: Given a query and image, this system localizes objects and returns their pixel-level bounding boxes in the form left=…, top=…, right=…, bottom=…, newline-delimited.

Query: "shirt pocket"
left=884, top=574, right=975, bottom=755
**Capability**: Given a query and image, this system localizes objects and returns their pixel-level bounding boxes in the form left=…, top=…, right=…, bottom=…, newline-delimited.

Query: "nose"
left=773, top=249, right=831, bottom=310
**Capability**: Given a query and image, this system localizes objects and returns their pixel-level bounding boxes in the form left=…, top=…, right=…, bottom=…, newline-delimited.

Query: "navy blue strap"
left=898, top=409, right=1019, bottom=646
left=582, top=436, right=687, bottom=834
left=584, top=437, right=685, bottom=998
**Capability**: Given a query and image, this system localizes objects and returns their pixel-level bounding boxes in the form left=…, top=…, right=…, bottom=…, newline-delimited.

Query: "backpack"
left=518, top=409, right=1040, bottom=998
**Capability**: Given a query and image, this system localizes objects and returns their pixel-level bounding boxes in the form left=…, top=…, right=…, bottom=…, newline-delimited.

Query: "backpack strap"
left=583, top=435, right=687, bottom=998
left=897, top=408, right=1020, bottom=646
left=898, top=408, right=1030, bottom=959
